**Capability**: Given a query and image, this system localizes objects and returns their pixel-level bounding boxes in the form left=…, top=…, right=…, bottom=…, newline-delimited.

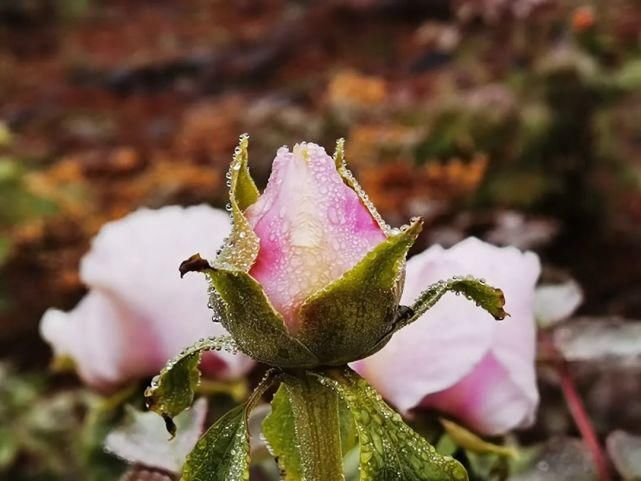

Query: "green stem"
left=285, top=373, right=345, bottom=481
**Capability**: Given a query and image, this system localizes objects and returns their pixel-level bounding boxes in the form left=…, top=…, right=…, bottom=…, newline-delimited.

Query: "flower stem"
left=286, top=373, right=345, bottom=481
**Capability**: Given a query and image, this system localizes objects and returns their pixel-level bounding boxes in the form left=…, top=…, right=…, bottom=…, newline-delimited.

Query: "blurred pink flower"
left=245, top=142, right=385, bottom=332
left=40, top=205, right=254, bottom=391
left=353, top=237, right=541, bottom=435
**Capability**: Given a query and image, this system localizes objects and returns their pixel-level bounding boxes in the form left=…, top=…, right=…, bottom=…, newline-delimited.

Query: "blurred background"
left=1, top=0, right=640, bottom=480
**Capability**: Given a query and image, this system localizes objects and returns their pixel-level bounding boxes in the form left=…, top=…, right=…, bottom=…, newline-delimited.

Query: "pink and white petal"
left=246, top=143, right=385, bottom=329
left=352, top=244, right=497, bottom=413
left=354, top=237, right=540, bottom=422
left=423, top=354, right=536, bottom=435
left=352, top=295, right=495, bottom=414
left=80, top=205, right=254, bottom=378
left=40, top=291, right=161, bottom=390
left=490, top=316, right=539, bottom=421
left=434, top=238, right=541, bottom=412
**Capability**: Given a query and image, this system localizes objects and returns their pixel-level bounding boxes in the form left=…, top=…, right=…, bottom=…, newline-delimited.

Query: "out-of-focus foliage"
left=0, top=363, right=125, bottom=481
left=508, top=437, right=598, bottom=481
left=0, top=0, right=640, bottom=480
left=0, top=0, right=91, bottom=23
left=0, top=126, right=60, bottom=312
left=0, top=157, right=58, bottom=227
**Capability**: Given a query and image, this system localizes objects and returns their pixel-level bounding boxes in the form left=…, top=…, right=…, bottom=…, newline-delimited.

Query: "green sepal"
left=315, top=368, right=469, bottom=481
left=393, top=276, right=508, bottom=333
left=214, top=134, right=260, bottom=271
left=263, top=373, right=345, bottom=481
left=333, top=138, right=391, bottom=234
left=207, top=267, right=319, bottom=368
left=144, top=336, right=238, bottom=436
left=182, top=371, right=279, bottom=481
left=297, top=219, right=423, bottom=365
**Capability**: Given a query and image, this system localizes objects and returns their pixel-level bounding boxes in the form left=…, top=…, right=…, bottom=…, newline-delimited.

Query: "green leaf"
left=297, top=219, right=423, bottom=365
left=316, top=368, right=468, bottom=481
left=207, top=267, right=318, bottom=368
left=144, top=336, right=238, bottom=436
left=394, top=276, right=508, bottom=333
left=262, top=385, right=303, bottom=481
left=439, top=419, right=517, bottom=459
left=333, top=138, right=391, bottom=235
left=213, top=134, right=260, bottom=272
left=183, top=405, right=248, bottom=481
left=263, top=374, right=345, bottom=481
left=182, top=371, right=278, bottom=481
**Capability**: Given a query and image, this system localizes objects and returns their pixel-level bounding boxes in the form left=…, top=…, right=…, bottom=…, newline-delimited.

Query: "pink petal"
left=40, top=291, right=160, bottom=390
left=41, top=205, right=254, bottom=390
left=422, top=353, right=535, bottom=435
left=353, top=237, right=540, bottom=434
left=352, top=244, right=496, bottom=413
left=245, top=143, right=385, bottom=331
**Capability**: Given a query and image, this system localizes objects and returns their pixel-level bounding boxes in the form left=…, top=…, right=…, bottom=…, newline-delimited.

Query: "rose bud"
left=181, top=136, right=424, bottom=368
left=352, top=238, right=541, bottom=435
left=40, top=206, right=254, bottom=391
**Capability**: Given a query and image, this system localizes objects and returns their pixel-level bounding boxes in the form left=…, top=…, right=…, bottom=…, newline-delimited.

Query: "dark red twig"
left=540, top=333, right=612, bottom=481
left=557, top=363, right=612, bottom=481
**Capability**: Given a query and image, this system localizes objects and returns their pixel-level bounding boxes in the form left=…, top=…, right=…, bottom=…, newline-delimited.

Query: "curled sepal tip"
left=179, top=253, right=211, bottom=278
left=144, top=336, right=239, bottom=437
left=315, top=368, right=469, bottom=481
left=395, top=276, right=509, bottom=333
left=180, top=254, right=319, bottom=368
left=333, top=138, right=392, bottom=235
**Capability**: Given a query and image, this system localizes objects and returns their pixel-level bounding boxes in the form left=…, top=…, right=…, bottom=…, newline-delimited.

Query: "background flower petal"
left=41, top=205, right=254, bottom=389
left=40, top=291, right=159, bottom=389
left=354, top=237, right=540, bottom=434
left=423, top=354, right=535, bottom=435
